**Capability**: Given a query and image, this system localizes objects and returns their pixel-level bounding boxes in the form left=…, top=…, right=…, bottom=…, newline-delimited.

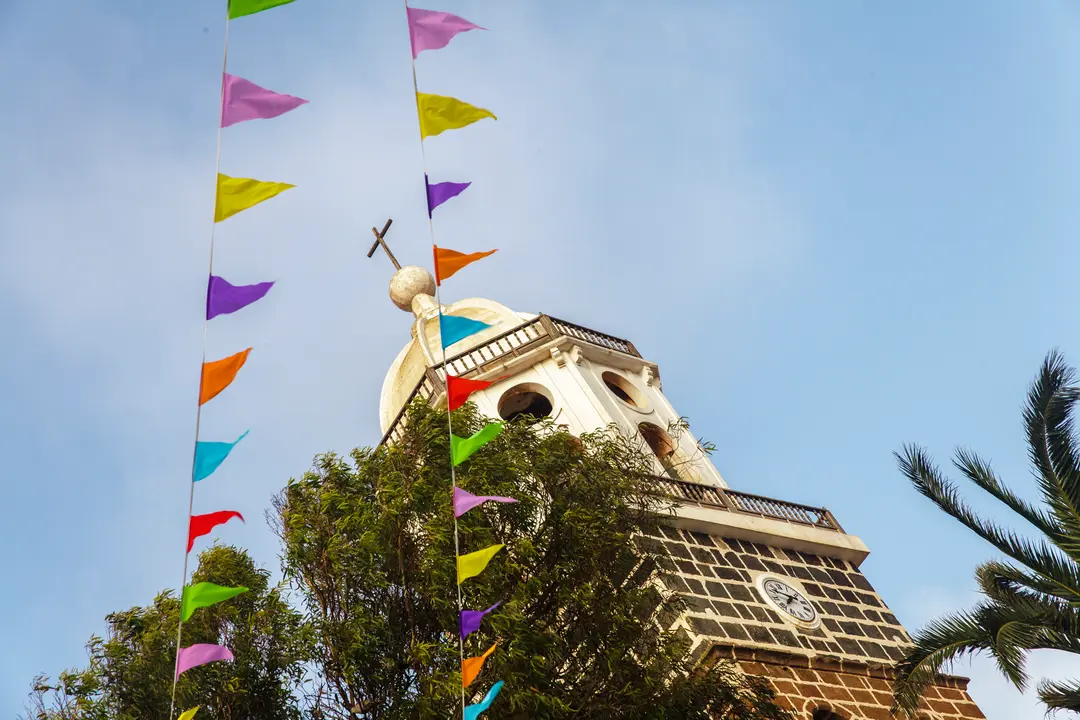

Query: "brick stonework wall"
left=643, top=524, right=987, bottom=718
left=646, top=526, right=911, bottom=665
left=709, top=647, right=986, bottom=720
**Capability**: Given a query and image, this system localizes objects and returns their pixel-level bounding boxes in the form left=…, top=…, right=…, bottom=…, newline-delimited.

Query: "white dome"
left=378, top=296, right=537, bottom=434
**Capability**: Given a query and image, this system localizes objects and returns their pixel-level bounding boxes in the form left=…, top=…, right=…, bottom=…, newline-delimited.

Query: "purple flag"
left=221, top=73, right=308, bottom=128
left=206, top=275, right=274, bottom=320
left=407, top=7, right=485, bottom=58
left=426, top=175, right=471, bottom=217
left=176, top=643, right=234, bottom=677
left=461, top=602, right=501, bottom=638
left=453, top=486, right=517, bottom=518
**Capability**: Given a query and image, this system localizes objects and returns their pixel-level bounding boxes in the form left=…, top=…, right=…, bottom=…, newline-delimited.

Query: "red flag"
left=447, top=374, right=494, bottom=412
left=188, top=510, right=244, bottom=552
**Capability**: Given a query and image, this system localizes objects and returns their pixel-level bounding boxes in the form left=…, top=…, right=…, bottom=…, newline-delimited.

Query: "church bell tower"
left=377, top=264, right=987, bottom=720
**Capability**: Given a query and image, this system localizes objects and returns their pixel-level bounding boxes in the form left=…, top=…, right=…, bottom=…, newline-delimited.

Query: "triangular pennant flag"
left=176, top=643, right=234, bottom=677
left=426, top=176, right=471, bottom=217
left=457, top=544, right=504, bottom=585
left=178, top=708, right=199, bottom=720
left=453, top=486, right=517, bottom=517
left=462, top=642, right=498, bottom=688
left=193, top=430, right=249, bottom=482
left=182, top=582, right=250, bottom=621
left=229, top=0, right=296, bottom=19
left=188, top=510, right=244, bottom=552
left=215, top=174, right=294, bottom=223
left=440, top=314, right=492, bottom=349
left=463, top=680, right=504, bottom=720
left=461, top=602, right=501, bottom=639
left=207, top=275, right=274, bottom=320
left=451, top=423, right=504, bottom=466
left=417, top=93, right=496, bottom=139
left=408, top=7, right=485, bottom=58
left=222, top=73, right=307, bottom=128
left=434, top=246, right=497, bottom=285
left=446, top=374, right=494, bottom=412
left=199, top=348, right=251, bottom=405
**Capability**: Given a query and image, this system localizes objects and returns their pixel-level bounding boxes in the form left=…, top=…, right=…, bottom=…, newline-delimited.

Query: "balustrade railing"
left=379, top=314, right=641, bottom=445
left=653, top=476, right=844, bottom=532
left=374, top=315, right=838, bottom=534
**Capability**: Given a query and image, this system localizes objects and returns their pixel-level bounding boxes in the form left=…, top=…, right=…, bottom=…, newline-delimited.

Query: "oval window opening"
left=498, top=383, right=554, bottom=423
left=639, top=422, right=684, bottom=480
left=602, top=371, right=646, bottom=409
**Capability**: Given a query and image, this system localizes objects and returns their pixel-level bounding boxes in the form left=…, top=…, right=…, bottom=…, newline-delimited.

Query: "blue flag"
left=440, top=313, right=492, bottom=349
left=463, top=681, right=504, bottom=720
left=193, top=431, right=249, bottom=482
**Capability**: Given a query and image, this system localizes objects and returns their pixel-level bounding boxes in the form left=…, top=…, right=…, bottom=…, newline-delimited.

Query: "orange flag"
left=199, top=348, right=251, bottom=405
left=434, top=245, right=496, bottom=285
left=462, top=642, right=497, bottom=688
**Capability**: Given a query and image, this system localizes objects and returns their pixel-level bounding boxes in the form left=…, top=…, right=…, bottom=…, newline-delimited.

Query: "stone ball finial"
left=389, top=266, right=436, bottom=312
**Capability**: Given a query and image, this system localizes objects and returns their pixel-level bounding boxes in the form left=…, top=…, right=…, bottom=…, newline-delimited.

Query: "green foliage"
left=893, top=350, right=1080, bottom=715
left=274, top=402, right=791, bottom=719
left=24, top=546, right=312, bottom=720
left=27, top=402, right=791, bottom=719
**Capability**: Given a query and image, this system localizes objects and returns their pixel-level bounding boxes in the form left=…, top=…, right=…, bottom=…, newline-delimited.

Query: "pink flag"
left=176, top=643, right=234, bottom=677
left=407, top=7, right=484, bottom=58
left=453, top=486, right=517, bottom=517
left=221, top=73, right=308, bottom=128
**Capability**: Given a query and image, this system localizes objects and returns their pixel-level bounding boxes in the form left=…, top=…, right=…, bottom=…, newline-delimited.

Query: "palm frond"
left=1038, top=678, right=1080, bottom=714
left=897, top=445, right=1080, bottom=600
left=892, top=606, right=990, bottom=714
left=1024, top=351, right=1080, bottom=559
left=896, top=352, right=1080, bottom=717
left=976, top=599, right=1051, bottom=690
left=975, top=560, right=1080, bottom=606
left=952, top=447, right=1061, bottom=539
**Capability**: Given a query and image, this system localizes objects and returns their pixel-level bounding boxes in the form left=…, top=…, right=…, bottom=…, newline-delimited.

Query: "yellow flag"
left=457, top=544, right=504, bottom=584
left=179, top=708, right=199, bottom=720
left=462, top=642, right=498, bottom=687
left=417, top=93, right=496, bottom=139
left=215, top=174, right=295, bottom=223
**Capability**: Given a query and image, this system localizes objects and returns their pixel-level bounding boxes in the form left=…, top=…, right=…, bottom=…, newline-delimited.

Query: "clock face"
left=761, top=578, right=817, bottom=624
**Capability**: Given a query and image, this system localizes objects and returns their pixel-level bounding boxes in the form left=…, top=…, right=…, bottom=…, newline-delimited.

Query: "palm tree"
left=892, top=350, right=1080, bottom=715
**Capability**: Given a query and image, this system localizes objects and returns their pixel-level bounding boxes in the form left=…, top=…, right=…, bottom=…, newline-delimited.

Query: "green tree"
left=274, top=402, right=791, bottom=720
left=893, top=351, right=1080, bottom=715
left=24, top=545, right=311, bottom=720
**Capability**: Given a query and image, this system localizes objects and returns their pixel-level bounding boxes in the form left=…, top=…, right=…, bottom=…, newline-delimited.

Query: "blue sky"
left=2, top=1, right=1079, bottom=717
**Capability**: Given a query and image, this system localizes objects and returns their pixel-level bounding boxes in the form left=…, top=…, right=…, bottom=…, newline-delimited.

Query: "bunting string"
left=169, top=1, right=306, bottom=718
left=403, top=2, right=510, bottom=717
left=169, top=7, right=232, bottom=714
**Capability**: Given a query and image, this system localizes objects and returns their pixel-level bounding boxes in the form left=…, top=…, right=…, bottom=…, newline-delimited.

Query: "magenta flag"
left=461, top=602, right=501, bottom=638
left=407, top=7, right=484, bottom=58
left=426, top=175, right=470, bottom=217
left=453, top=486, right=517, bottom=518
left=176, top=643, right=234, bottom=677
left=221, top=73, right=308, bottom=128
left=206, top=275, right=274, bottom=320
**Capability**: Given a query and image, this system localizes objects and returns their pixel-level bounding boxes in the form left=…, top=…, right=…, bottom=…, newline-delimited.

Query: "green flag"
left=229, top=0, right=296, bottom=19
left=451, top=422, right=504, bottom=467
left=182, top=582, right=249, bottom=621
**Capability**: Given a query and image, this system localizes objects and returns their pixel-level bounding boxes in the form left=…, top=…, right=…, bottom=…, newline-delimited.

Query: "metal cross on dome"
left=365, top=218, right=400, bottom=271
